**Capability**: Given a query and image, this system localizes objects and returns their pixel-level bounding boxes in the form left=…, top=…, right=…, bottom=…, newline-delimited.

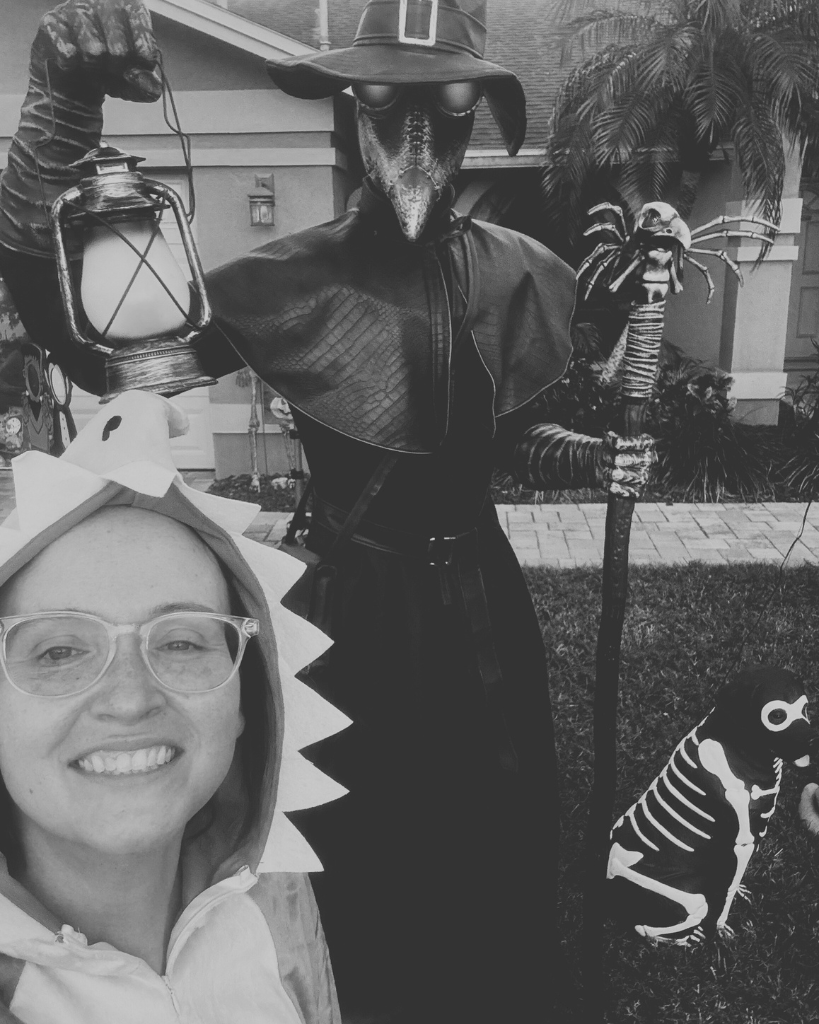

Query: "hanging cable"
left=156, top=53, right=196, bottom=223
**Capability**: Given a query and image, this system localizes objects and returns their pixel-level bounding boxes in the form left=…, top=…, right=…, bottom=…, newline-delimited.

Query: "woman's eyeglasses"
left=353, top=80, right=482, bottom=118
left=0, top=611, right=260, bottom=698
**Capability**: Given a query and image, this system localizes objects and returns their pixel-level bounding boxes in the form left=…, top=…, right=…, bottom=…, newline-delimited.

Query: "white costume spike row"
left=0, top=389, right=350, bottom=874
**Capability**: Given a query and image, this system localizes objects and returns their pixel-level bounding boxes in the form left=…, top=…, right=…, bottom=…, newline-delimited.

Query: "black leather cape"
left=201, top=184, right=575, bottom=452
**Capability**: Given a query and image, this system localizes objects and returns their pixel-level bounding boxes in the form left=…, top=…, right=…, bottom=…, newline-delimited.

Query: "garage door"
left=70, top=385, right=215, bottom=469
left=68, top=172, right=216, bottom=469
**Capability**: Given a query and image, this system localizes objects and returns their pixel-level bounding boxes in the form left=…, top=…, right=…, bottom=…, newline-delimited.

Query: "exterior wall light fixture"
left=249, top=174, right=276, bottom=227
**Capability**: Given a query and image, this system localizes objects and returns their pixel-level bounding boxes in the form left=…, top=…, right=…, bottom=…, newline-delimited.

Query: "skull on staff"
left=579, top=201, right=779, bottom=304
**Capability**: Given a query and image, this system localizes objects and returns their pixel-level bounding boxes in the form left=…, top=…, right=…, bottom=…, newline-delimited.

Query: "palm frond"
left=743, top=32, right=818, bottom=127
left=744, top=0, right=819, bottom=40
left=559, top=10, right=669, bottom=62
left=616, top=107, right=686, bottom=208
left=541, top=0, right=819, bottom=259
left=682, top=36, right=747, bottom=137
left=732, top=96, right=786, bottom=226
left=594, top=86, right=676, bottom=162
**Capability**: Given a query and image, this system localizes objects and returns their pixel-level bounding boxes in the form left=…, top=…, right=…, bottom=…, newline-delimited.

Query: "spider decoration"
left=578, top=201, right=779, bottom=304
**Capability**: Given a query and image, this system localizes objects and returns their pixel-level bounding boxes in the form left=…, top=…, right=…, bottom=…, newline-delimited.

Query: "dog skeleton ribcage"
left=607, top=720, right=782, bottom=945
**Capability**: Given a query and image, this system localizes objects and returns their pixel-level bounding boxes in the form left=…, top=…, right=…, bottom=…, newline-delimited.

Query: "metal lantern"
left=51, top=145, right=217, bottom=398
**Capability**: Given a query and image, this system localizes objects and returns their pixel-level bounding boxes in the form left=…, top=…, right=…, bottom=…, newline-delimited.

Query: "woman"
left=0, top=390, right=348, bottom=1024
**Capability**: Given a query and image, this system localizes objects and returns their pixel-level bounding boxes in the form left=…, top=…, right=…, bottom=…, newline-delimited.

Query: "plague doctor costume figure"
left=0, top=1, right=654, bottom=1018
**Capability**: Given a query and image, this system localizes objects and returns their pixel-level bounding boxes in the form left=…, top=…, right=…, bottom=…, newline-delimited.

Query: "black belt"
left=310, top=496, right=480, bottom=567
left=310, top=496, right=519, bottom=773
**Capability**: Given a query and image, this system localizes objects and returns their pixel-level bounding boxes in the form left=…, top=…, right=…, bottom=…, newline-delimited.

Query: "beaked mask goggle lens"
left=353, top=81, right=482, bottom=117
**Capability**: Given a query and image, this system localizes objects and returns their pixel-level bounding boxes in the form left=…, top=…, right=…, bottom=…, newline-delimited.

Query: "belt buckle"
left=428, top=535, right=457, bottom=567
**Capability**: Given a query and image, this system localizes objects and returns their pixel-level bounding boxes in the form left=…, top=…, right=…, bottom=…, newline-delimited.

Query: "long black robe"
left=0, top=187, right=576, bottom=1021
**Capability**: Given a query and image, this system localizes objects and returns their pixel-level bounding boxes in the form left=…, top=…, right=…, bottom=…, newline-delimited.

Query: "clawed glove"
left=0, top=0, right=161, bottom=256
left=599, top=431, right=657, bottom=498
left=513, top=423, right=656, bottom=497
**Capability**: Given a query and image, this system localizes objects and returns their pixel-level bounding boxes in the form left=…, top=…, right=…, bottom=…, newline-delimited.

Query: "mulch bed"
left=209, top=472, right=809, bottom=511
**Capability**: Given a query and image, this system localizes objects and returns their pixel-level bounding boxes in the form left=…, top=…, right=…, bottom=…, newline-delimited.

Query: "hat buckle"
left=398, top=0, right=439, bottom=47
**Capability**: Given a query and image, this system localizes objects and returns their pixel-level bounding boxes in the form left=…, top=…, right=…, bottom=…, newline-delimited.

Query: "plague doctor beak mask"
left=266, top=0, right=526, bottom=242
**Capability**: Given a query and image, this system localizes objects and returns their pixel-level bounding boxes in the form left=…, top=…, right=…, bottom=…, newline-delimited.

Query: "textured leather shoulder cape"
left=203, top=196, right=576, bottom=454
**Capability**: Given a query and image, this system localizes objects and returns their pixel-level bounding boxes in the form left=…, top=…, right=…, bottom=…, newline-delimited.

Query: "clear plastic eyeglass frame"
left=0, top=611, right=260, bottom=698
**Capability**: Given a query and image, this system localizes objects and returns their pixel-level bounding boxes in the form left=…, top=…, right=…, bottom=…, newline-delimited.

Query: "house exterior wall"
left=661, top=160, right=734, bottom=365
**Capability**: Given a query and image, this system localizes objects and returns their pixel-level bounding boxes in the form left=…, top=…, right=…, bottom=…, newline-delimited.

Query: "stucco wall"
left=661, top=159, right=734, bottom=366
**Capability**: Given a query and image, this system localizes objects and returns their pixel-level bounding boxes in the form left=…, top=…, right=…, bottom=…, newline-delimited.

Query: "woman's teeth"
left=76, top=746, right=177, bottom=776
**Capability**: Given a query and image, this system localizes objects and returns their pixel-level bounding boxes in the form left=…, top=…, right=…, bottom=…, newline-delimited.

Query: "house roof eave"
left=146, top=0, right=317, bottom=60
left=462, top=148, right=545, bottom=169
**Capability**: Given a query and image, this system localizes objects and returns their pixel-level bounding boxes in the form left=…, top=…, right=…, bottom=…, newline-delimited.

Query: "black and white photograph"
left=0, top=1, right=818, bottom=1021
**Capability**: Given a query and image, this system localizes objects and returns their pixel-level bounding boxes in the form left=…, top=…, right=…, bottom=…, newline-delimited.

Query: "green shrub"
left=780, top=346, right=819, bottom=498
left=527, top=322, right=621, bottom=436
left=646, top=357, right=777, bottom=502
left=521, top=334, right=782, bottom=502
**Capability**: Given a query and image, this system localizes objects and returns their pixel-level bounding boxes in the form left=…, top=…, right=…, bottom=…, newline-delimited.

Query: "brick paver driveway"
left=495, top=502, right=819, bottom=568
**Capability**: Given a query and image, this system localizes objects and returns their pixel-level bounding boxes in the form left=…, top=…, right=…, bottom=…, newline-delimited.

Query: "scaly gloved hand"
left=1, top=0, right=161, bottom=255
left=597, top=431, right=657, bottom=498
left=514, top=423, right=656, bottom=498
left=36, top=0, right=161, bottom=102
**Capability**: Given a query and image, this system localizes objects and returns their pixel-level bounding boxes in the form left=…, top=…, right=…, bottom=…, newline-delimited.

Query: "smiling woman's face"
left=0, top=506, right=244, bottom=859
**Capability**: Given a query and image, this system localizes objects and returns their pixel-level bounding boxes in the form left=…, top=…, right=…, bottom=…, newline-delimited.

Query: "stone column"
left=719, top=149, right=803, bottom=424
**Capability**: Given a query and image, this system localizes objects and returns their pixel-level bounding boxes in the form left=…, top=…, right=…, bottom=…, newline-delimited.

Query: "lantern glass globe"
left=80, top=219, right=191, bottom=343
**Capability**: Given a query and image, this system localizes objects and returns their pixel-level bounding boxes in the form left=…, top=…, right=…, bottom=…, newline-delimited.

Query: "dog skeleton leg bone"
left=698, top=739, right=755, bottom=931
left=607, top=843, right=708, bottom=938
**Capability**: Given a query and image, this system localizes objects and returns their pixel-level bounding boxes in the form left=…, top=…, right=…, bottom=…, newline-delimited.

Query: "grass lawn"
left=527, top=563, right=819, bottom=1023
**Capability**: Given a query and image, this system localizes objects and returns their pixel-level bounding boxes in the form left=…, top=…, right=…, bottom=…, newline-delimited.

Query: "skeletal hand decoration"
left=597, top=431, right=656, bottom=498
left=579, top=201, right=779, bottom=304
left=35, top=0, right=161, bottom=103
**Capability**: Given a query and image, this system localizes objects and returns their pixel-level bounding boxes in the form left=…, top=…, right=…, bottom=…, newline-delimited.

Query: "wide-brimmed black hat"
left=266, top=0, right=526, bottom=155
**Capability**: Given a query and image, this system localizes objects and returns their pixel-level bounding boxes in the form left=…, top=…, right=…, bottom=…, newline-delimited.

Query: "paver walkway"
left=495, top=502, right=819, bottom=568
left=1, top=470, right=816, bottom=568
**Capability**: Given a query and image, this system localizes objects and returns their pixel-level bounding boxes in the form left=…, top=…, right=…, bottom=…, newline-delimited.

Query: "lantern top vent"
left=70, top=144, right=146, bottom=178
left=63, top=145, right=157, bottom=222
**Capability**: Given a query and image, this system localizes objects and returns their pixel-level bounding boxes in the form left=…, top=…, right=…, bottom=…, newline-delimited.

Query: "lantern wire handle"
left=33, top=51, right=195, bottom=228
left=156, top=53, right=196, bottom=224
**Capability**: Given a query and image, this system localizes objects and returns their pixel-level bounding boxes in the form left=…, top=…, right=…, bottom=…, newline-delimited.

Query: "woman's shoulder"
left=247, top=873, right=340, bottom=1023
left=0, top=955, right=25, bottom=1022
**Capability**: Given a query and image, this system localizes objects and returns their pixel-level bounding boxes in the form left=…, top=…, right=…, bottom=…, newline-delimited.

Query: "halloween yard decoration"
left=577, top=200, right=778, bottom=1020
left=608, top=667, right=812, bottom=945
left=0, top=1, right=659, bottom=1019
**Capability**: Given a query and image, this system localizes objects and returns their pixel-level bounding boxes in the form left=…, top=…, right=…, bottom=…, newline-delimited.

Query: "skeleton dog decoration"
left=607, top=666, right=812, bottom=946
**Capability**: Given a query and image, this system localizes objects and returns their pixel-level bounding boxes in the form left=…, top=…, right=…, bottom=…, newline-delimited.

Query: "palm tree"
left=543, top=0, right=819, bottom=247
